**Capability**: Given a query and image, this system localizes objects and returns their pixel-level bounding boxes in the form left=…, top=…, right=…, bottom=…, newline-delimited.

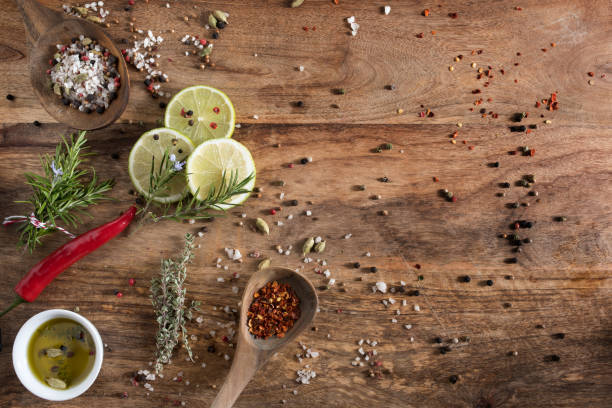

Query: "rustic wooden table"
left=1, top=1, right=611, bottom=407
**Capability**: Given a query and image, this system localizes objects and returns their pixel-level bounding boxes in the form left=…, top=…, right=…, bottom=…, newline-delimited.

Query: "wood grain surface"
left=1, top=0, right=611, bottom=407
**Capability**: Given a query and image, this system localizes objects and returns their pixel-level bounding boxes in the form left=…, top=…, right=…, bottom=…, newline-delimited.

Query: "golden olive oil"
left=27, top=318, right=95, bottom=389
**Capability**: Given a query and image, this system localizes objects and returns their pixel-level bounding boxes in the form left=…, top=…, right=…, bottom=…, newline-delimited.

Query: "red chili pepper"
left=0, top=207, right=136, bottom=317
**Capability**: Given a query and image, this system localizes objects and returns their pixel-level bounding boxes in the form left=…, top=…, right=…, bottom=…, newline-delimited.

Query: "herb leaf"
left=16, top=131, right=113, bottom=251
left=151, top=233, right=200, bottom=373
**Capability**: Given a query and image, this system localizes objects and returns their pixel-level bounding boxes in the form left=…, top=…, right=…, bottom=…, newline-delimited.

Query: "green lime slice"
left=186, top=138, right=256, bottom=209
left=128, top=128, right=194, bottom=203
left=164, top=85, right=236, bottom=146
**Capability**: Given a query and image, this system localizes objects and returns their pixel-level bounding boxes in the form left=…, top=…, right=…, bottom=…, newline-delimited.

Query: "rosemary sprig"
left=151, top=233, right=200, bottom=374
left=14, top=131, right=113, bottom=251
left=137, top=149, right=254, bottom=225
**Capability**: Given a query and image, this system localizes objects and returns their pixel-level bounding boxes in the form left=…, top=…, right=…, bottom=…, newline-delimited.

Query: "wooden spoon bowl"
left=16, top=0, right=129, bottom=130
left=211, top=267, right=318, bottom=408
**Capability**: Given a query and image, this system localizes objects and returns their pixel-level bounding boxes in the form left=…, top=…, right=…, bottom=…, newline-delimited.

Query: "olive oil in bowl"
left=27, top=318, right=96, bottom=390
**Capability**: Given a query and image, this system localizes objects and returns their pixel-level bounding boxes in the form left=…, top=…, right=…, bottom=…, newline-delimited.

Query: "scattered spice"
left=247, top=281, right=301, bottom=339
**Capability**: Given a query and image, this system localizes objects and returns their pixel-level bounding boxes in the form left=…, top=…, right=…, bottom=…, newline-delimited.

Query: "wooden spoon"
left=15, top=0, right=130, bottom=130
left=211, top=267, right=318, bottom=408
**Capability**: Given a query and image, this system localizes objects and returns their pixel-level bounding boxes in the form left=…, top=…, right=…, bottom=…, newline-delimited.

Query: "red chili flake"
left=451, top=131, right=458, bottom=138
left=451, top=196, right=457, bottom=202
left=448, top=12, right=458, bottom=18
left=550, top=93, right=557, bottom=102
left=270, top=208, right=276, bottom=215
left=551, top=42, right=556, bottom=47
left=468, top=146, right=475, bottom=150
left=312, top=26, right=316, bottom=31
left=535, top=101, right=541, bottom=108
left=247, top=281, right=301, bottom=339
left=416, top=33, right=424, bottom=38
left=541, top=48, right=547, bottom=52
left=514, top=222, right=520, bottom=230
left=210, top=122, right=218, bottom=129
left=529, top=149, right=535, bottom=157
left=433, top=177, right=439, bottom=182
left=288, top=163, right=294, bottom=168
left=500, top=69, right=505, bottom=75
left=303, top=26, right=309, bottom=31
left=472, top=89, right=481, bottom=94
left=587, top=72, right=594, bottom=77
left=514, top=79, right=518, bottom=83
left=180, top=108, right=186, bottom=117
left=129, top=278, right=135, bottom=286
left=46, top=69, right=51, bottom=74
left=526, top=129, right=532, bottom=134
left=222, top=335, right=229, bottom=343
left=415, top=264, right=421, bottom=269
left=431, top=30, right=436, bottom=35
left=487, top=98, right=493, bottom=102
left=336, top=309, right=343, bottom=314
left=423, top=9, right=430, bottom=16
left=167, top=58, right=173, bottom=62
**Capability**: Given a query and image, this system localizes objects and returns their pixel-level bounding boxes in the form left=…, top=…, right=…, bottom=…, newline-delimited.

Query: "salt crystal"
left=375, top=281, right=387, bottom=293
left=344, top=233, right=352, bottom=239
left=217, top=277, right=225, bottom=283
left=252, top=114, right=259, bottom=120
left=404, top=324, right=412, bottom=330
left=414, top=304, right=420, bottom=312
left=298, top=65, right=304, bottom=71
left=384, top=5, right=391, bottom=15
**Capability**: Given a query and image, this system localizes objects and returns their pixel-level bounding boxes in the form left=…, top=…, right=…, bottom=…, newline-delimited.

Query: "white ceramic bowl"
left=12, top=309, right=104, bottom=401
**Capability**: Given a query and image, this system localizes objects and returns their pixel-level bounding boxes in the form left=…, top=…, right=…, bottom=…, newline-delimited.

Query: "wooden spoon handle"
left=13, top=0, right=63, bottom=44
left=210, top=344, right=267, bottom=408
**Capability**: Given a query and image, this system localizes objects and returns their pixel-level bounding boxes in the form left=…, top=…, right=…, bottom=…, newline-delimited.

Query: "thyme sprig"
left=137, top=149, right=254, bottom=225
left=151, top=233, right=200, bottom=374
left=15, top=131, right=113, bottom=251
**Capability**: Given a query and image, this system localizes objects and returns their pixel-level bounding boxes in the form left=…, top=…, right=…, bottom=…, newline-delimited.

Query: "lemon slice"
left=164, top=85, right=236, bottom=146
left=186, top=138, right=256, bottom=209
left=128, top=128, right=194, bottom=203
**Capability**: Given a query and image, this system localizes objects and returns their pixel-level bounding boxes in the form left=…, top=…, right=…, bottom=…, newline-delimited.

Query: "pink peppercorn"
left=288, top=163, right=294, bottom=168
left=116, top=291, right=123, bottom=298
left=451, top=196, right=457, bottom=202
left=128, top=0, right=134, bottom=5
left=270, top=209, right=276, bottom=215
left=129, top=278, right=135, bottom=286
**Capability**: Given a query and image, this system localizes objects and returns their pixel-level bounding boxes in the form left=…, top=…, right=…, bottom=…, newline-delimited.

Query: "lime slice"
left=186, top=138, right=256, bottom=209
left=128, top=128, right=194, bottom=203
left=164, top=85, right=236, bottom=146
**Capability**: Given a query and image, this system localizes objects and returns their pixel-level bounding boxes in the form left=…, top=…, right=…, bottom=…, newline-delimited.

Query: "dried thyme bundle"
left=151, top=233, right=200, bottom=373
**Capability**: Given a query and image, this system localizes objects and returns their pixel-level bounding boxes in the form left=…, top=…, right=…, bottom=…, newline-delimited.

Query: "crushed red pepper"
left=247, top=281, right=301, bottom=339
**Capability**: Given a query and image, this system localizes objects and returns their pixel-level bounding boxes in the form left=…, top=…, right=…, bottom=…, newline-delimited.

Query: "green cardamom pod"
left=87, top=15, right=103, bottom=23
left=213, top=10, right=228, bottom=23
left=258, top=259, right=271, bottom=270
left=53, top=83, right=61, bottom=96
left=208, top=14, right=218, bottom=28
left=291, top=0, right=305, bottom=7
left=314, top=241, right=326, bottom=253
left=82, top=37, right=92, bottom=46
left=75, top=6, right=88, bottom=15
left=255, top=218, right=269, bottom=235
left=302, top=237, right=315, bottom=254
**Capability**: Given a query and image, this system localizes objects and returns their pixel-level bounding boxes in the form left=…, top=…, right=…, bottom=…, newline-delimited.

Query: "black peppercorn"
left=370, top=266, right=378, bottom=273
left=96, top=106, right=105, bottom=114
left=111, top=153, right=120, bottom=160
left=33, top=120, right=41, bottom=127
left=207, top=345, right=216, bottom=353
left=440, top=346, right=451, bottom=354
left=462, top=275, right=471, bottom=283
left=289, top=199, right=298, bottom=206
left=186, top=110, right=193, bottom=116
left=353, top=262, right=361, bottom=269
left=449, top=375, right=458, bottom=384
left=212, top=32, right=219, bottom=39
left=553, top=333, right=566, bottom=339
left=500, top=182, right=511, bottom=188
left=144, top=78, right=152, bottom=86
left=216, top=21, right=226, bottom=29
left=505, top=257, right=518, bottom=264
left=296, top=101, right=304, bottom=107
left=6, top=94, right=15, bottom=101
left=153, top=134, right=159, bottom=140
left=434, top=337, right=443, bottom=343
left=159, top=102, right=167, bottom=109
left=300, top=158, right=308, bottom=164
left=411, top=290, right=420, bottom=296
left=398, top=286, right=405, bottom=293
left=548, top=354, right=560, bottom=362
left=380, top=176, right=389, bottom=182
left=486, top=279, right=494, bottom=286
